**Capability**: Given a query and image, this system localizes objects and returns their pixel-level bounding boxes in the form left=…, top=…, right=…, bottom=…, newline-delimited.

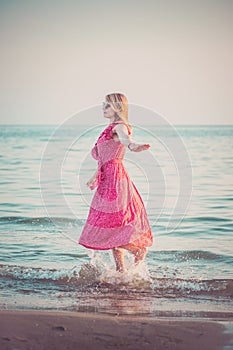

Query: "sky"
left=0, top=0, right=232, bottom=125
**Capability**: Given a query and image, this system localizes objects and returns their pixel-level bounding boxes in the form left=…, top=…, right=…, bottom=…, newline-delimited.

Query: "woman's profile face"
left=102, top=101, right=115, bottom=119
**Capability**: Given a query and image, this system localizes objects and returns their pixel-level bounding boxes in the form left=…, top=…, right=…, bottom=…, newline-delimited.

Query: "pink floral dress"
left=78, top=121, right=153, bottom=250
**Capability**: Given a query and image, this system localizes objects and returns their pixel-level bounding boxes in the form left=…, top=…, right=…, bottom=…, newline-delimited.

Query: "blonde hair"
left=105, top=92, right=132, bottom=133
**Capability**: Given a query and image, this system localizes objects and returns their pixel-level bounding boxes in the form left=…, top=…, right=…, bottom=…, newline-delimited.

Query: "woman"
left=78, top=93, right=153, bottom=272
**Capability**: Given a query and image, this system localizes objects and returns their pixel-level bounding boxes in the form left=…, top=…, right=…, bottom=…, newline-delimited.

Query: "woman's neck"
left=110, top=120, right=123, bottom=125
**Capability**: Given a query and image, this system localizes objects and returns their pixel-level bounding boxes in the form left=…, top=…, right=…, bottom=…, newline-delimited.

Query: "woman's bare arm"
left=114, top=124, right=150, bottom=152
left=86, top=170, right=98, bottom=189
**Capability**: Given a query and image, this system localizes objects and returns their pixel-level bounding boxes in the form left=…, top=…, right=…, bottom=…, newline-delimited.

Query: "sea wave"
left=157, top=250, right=232, bottom=261
left=0, top=216, right=84, bottom=226
left=1, top=263, right=232, bottom=299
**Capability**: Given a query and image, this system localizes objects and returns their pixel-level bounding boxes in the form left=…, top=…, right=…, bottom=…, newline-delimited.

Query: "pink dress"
left=78, top=121, right=153, bottom=250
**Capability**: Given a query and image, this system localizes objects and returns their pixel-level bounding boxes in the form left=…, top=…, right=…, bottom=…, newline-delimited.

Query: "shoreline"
left=1, top=309, right=233, bottom=350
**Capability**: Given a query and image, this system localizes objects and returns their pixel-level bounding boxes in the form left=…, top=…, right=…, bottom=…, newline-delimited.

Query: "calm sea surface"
left=0, top=124, right=232, bottom=318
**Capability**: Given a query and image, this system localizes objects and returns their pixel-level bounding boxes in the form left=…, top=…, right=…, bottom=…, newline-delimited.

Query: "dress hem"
left=78, top=238, right=153, bottom=251
left=78, top=242, right=116, bottom=250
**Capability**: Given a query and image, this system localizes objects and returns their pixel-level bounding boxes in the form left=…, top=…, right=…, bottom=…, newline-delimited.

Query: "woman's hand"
left=128, top=143, right=150, bottom=152
left=86, top=171, right=98, bottom=190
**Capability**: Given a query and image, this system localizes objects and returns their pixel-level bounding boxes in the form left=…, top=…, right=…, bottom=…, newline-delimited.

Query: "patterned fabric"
left=78, top=121, right=153, bottom=250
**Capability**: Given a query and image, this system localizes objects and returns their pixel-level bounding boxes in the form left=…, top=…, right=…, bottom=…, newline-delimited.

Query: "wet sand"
left=1, top=309, right=233, bottom=350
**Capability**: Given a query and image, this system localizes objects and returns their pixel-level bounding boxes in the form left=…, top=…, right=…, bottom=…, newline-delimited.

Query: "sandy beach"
left=0, top=309, right=233, bottom=350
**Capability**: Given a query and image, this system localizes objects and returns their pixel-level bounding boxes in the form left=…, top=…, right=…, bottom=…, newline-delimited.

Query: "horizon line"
left=1, top=123, right=233, bottom=127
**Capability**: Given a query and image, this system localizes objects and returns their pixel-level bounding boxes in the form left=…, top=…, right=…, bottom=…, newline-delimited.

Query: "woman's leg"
left=112, top=248, right=125, bottom=272
left=120, top=244, right=147, bottom=265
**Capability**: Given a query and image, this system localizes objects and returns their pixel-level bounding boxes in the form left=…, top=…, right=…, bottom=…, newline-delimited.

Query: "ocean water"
left=0, top=124, right=233, bottom=318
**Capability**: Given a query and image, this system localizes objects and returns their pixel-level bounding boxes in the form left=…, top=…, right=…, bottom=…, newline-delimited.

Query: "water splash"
left=76, top=249, right=153, bottom=292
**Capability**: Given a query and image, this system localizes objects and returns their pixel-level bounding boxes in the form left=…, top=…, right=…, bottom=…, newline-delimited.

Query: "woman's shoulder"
left=112, top=121, right=132, bottom=135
